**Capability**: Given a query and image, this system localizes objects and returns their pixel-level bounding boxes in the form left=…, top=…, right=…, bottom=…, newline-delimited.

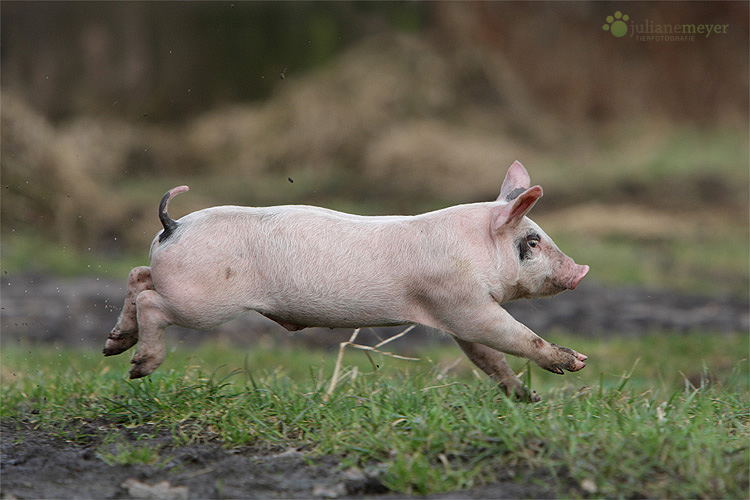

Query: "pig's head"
left=491, top=161, right=589, bottom=301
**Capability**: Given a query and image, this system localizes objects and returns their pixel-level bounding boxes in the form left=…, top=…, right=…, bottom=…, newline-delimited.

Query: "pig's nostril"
left=568, top=265, right=589, bottom=289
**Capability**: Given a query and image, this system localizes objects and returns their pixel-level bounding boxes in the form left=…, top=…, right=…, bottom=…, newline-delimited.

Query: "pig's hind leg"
left=454, top=338, right=540, bottom=402
left=103, top=266, right=154, bottom=356
left=128, top=289, right=173, bottom=379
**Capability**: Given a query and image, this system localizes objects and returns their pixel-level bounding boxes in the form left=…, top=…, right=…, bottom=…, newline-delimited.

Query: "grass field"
left=2, top=331, right=748, bottom=498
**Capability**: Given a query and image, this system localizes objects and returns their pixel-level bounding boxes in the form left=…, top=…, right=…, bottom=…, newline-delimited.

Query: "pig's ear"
left=492, top=186, right=543, bottom=231
left=497, top=161, right=531, bottom=202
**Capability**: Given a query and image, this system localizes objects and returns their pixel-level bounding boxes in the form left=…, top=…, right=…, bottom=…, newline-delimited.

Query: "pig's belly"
left=258, top=309, right=410, bottom=331
left=169, top=303, right=249, bottom=331
left=167, top=291, right=410, bottom=332
left=245, top=271, right=416, bottom=330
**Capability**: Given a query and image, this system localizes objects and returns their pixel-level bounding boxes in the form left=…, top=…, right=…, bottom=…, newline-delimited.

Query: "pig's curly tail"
left=158, top=185, right=189, bottom=242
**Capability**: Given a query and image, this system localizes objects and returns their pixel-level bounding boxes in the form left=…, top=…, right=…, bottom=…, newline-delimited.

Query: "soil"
left=0, top=420, right=557, bottom=500
left=1, top=274, right=747, bottom=499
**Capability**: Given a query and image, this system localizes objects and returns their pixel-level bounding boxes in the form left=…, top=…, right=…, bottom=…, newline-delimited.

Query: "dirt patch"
left=1, top=419, right=559, bottom=499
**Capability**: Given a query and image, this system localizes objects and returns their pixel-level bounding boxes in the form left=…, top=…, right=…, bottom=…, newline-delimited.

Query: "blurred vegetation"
left=3, top=3, right=745, bottom=124
left=1, top=2, right=428, bottom=122
left=1, top=2, right=748, bottom=296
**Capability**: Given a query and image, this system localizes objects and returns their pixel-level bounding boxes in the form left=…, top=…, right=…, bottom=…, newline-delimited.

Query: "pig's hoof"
left=543, top=344, right=588, bottom=375
left=129, top=356, right=154, bottom=379
left=103, top=328, right=138, bottom=356
left=546, top=366, right=565, bottom=375
left=512, top=386, right=540, bottom=403
left=567, top=349, right=588, bottom=371
left=501, top=378, right=541, bottom=402
left=129, top=368, right=147, bottom=379
left=128, top=363, right=150, bottom=379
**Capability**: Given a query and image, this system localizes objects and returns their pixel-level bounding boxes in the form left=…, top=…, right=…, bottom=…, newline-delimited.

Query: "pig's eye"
left=518, top=233, right=540, bottom=260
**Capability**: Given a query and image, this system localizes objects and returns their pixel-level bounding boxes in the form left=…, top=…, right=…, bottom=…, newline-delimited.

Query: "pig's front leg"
left=103, top=266, right=154, bottom=357
left=443, top=303, right=587, bottom=376
left=454, top=338, right=540, bottom=402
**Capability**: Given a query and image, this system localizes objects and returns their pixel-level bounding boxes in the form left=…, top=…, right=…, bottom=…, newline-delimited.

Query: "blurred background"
left=1, top=2, right=748, bottom=359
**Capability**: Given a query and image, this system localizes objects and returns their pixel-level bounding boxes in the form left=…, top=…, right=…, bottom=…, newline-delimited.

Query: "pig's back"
left=149, top=205, right=432, bottom=326
left=149, top=203, right=491, bottom=329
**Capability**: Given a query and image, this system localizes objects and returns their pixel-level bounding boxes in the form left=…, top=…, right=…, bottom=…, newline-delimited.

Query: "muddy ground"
left=1, top=419, right=560, bottom=500
left=1, top=274, right=748, bottom=499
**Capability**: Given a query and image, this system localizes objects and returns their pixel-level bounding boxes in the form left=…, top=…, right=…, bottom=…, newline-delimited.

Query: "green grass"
left=96, top=439, right=170, bottom=467
left=2, top=332, right=748, bottom=498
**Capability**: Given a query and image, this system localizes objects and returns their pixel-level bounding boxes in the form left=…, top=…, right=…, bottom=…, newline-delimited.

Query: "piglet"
left=104, top=161, right=589, bottom=400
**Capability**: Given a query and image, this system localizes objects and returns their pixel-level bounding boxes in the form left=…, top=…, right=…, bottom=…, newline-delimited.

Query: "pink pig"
left=104, top=161, right=588, bottom=400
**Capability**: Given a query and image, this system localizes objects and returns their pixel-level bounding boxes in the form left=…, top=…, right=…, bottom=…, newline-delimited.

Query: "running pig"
left=104, top=161, right=589, bottom=400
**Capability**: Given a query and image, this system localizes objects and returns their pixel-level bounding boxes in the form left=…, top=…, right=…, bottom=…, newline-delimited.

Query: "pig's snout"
left=567, top=264, right=589, bottom=290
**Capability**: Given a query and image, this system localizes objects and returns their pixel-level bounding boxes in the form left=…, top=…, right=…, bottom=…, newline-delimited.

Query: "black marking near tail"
left=158, top=186, right=189, bottom=242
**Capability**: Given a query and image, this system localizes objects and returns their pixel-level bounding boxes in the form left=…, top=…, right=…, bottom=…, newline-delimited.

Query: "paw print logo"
left=602, top=11, right=629, bottom=38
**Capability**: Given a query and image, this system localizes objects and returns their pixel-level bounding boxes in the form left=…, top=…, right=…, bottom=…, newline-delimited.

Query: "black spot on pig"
left=505, top=187, right=526, bottom=201
left=517, top=232, right=540, bottom=261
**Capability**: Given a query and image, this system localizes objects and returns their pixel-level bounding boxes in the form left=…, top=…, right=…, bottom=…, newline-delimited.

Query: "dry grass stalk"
left=323, top=326, right=419, bottom=402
